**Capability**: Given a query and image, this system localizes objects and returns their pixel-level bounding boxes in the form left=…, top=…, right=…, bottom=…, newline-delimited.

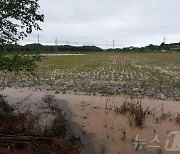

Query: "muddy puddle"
left=2, top=87, right=180, bottom=154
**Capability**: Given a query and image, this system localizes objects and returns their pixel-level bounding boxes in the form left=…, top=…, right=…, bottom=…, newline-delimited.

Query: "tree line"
left=107, top=42, right=180, bottom=52
left=0, top=43, right=104, bottom=53
left=1, top=42, right=180, bottom=53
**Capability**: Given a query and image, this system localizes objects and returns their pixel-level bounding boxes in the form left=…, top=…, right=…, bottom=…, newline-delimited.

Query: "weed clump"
left=115, top=100, right=150, bottom=127
left=114, top=101, right=133, bottom=114
left=176, top=114, right=180, bottom=125
left=99, top=139, right=108, bottom=154
left=0, top=94, right=81, bottom=154
left=0, top=94, right=14, bottom=119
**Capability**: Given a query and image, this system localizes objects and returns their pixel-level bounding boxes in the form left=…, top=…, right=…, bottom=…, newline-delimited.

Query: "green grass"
left=2, top=52, right=180, bottom=100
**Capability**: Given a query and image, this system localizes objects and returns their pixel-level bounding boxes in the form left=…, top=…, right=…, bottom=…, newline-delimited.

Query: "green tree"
left=0, top=0, right=44, bottom=87
left=0, top=0, right=44, bottom=44
left=0, top=0, right=44, bottom=138
left=0, top=53, right=42, bottom=86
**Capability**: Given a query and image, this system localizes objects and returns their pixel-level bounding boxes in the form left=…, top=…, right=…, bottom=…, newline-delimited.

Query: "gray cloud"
left=20, top=0, right=180, bottom=48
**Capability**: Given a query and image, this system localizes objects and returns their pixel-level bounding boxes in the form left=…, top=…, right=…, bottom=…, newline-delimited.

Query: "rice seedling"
left=1, top=53, right=179, bottom=100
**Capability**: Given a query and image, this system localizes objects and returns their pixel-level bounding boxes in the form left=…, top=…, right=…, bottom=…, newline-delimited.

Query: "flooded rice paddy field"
left=5, top=52, right=180, bottom=100
left=1, top=52, right=180, bottom=153
left=3, top=87, right=180, bottom=154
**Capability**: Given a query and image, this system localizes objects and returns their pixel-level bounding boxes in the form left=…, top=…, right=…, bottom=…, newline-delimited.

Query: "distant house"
left=170, top=44, right=180, bottom=51
left=129, top=46, right=134, bottom=50
left=161, top=49, right=167, bottom=52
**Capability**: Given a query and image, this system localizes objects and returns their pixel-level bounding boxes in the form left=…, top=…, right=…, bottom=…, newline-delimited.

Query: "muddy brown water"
left=2, top=87, right=180, bottom=154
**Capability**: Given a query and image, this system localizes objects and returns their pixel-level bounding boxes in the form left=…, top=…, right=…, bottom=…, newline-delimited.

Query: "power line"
left=21, top=33, right=125, bottom=48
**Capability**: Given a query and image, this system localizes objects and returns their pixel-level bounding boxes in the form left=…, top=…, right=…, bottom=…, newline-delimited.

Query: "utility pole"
left=37, top=34, right=40, bottom=44
left=163, top=36, right=166, bottom=44
left=55, top=37, right=58, bottom=51
left=75, top=42, right=77, bottom=46
left=67, top=40, right=69, bottom=45
left=162, top=36, right=166, bottom=51
left=113, top=40, right=115, bottom=49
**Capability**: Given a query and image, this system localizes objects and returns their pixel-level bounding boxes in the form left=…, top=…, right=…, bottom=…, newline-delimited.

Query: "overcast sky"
left=20, top=0, right=180, bottom=48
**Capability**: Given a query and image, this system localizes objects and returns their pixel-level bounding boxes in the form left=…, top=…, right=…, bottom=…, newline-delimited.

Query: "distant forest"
left=0, top=42, right=180, bottom=53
